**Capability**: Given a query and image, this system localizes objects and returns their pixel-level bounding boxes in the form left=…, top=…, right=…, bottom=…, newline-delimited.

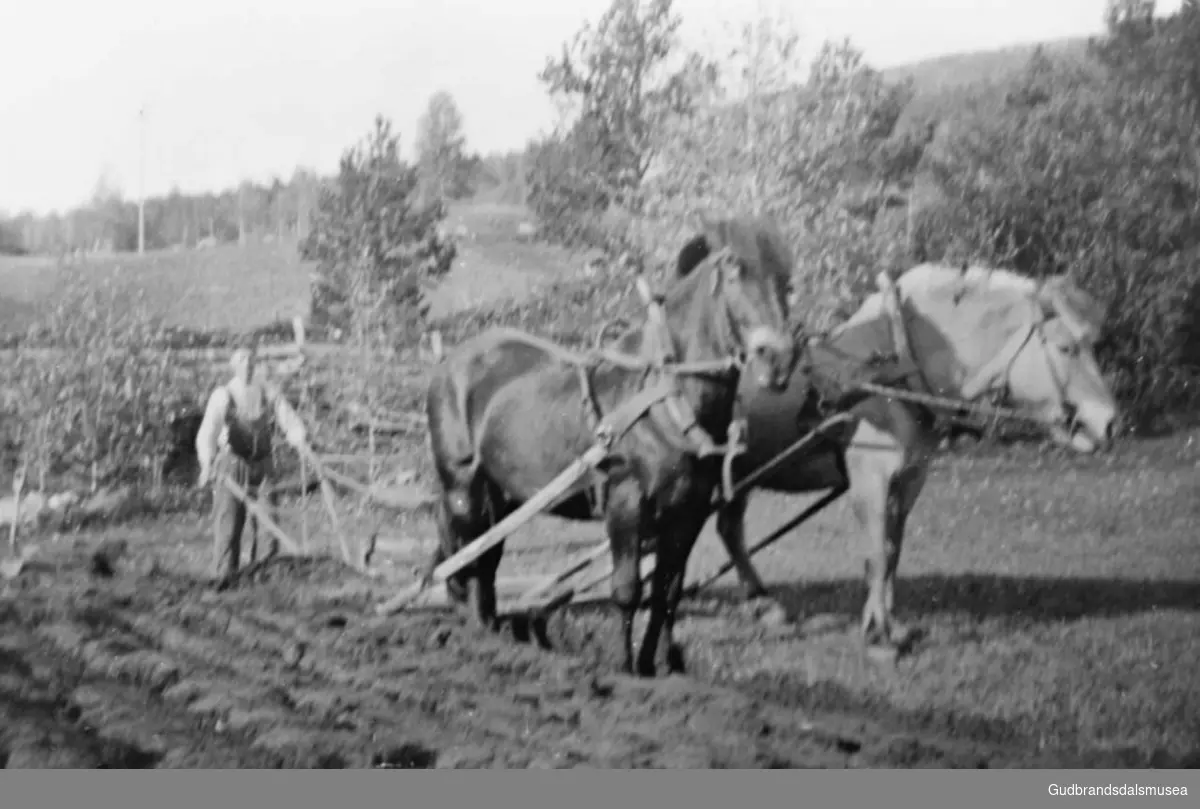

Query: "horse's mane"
left=672, top=215, right=794, bottom=283
left=611, top=215, right=792, bottom=359
left=843, top=262, right=1106, bottom=340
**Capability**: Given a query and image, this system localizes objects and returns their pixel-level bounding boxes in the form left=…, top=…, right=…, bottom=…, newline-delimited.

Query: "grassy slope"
left=423, top=202, right=598, bottom=320
left=0, top=241, right=310, bottom=337
left=881, top=36, right=1090, bottom=93
left=0, top=202, right=592, bottom=336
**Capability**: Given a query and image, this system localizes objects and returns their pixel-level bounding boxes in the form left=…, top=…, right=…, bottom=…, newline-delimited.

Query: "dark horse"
left=424, top=215, right=796, bottom=677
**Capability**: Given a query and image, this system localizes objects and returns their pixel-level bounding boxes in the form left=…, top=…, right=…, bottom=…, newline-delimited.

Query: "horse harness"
left=846, top=279, right=1081, bottom=429
left=573, top=269, right=751, bottom=516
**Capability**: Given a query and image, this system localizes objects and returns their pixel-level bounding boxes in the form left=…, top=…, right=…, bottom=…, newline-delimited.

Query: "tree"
left=640, top=30, right=925, bottom=326
left=415, top=91, right=473, bottom=201
left=528, top=0, right=716, bottom=250
left=913, top=0, right=1200, bottom=423
left=301, top=116, right=455, bottom=339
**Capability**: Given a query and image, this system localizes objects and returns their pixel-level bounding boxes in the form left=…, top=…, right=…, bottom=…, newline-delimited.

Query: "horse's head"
left=673, top=215, right=796, bottom=391
left=886, top=265, right=1120, bottom=453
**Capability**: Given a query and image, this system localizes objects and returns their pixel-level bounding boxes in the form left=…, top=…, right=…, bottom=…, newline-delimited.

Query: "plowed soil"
left=3, top=427, right=1198, bottom=769
left=0, top=531, right=1029, bottom=769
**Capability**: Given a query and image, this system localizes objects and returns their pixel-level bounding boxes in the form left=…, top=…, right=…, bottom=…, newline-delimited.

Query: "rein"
left=865, top=279, right=1073, bottom=428
left=576, top=264, right=754, bottom=504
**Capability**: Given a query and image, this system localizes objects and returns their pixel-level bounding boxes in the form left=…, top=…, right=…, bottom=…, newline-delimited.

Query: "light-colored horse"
left=712, top=262, right=1121, bottom=652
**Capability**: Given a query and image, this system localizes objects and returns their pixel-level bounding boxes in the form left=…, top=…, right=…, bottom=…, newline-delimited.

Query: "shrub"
left=917, top=34, right=1200, bottom=424
left=1, top=264, right=213, bottom=491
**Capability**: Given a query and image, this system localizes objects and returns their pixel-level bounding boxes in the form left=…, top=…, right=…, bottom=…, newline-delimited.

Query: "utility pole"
left=138, top=106, right=146, bottom=254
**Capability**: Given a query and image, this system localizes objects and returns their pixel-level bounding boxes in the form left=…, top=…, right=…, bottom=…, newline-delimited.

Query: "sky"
left=0, top=0, right=1182, bottom=216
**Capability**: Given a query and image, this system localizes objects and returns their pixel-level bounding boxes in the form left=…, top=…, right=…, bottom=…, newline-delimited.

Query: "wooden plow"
left=372, top=408, right=864, bottom=620
left=367, top=373, right=1043, bottom=621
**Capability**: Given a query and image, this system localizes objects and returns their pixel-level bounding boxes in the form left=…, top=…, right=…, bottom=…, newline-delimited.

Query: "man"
left=195, top=342, right=309, bottom=584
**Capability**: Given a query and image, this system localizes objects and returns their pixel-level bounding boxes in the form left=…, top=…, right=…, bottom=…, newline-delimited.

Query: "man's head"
left=229, top=343, right=258, bottom=383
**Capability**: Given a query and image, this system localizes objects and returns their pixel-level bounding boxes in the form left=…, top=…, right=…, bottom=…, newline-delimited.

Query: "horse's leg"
left=645, top=496, right=711, bottom=676
left=715, top=490, right=793, bottom=627
left=878, top=460, right=929, bottom=647
left=850, top=454, right=926, bottom=650
left=847, top=465, right=891, bottom=647
left=635, top=538, right=671, bottom=678
left=605, top=477, right=645, bottom=676
left=431, top=495, right=469, bottom=606
left=432, top=484, right=506, bottom=633
left=714, top=491, right=771, bottom=602
left=463, top=480, right=509, bottom=633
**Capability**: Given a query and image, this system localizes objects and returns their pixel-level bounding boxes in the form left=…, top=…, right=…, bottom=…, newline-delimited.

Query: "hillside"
left=883, top=36, right=1094, bottom=130
left=881, top=36, right=1091, bottom=94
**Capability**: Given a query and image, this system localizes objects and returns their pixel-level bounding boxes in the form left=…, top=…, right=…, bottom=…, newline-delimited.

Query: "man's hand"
left=285, top=425, right=308, bottom=449
left=196, top=463, right=213, bottom=489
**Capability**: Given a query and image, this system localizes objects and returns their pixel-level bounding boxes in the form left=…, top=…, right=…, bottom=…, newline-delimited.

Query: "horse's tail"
left=425, top=358, right=480, bottom=496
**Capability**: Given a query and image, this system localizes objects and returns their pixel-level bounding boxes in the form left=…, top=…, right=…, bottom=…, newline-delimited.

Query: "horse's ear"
left=675, top=232, right=712, bottom=278
left=1037, top=276, right=1104, bottom=343
left=754, top=219, right=794, bottom=278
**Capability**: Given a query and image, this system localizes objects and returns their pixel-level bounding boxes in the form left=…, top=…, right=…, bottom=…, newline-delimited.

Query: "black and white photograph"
left=0, top=0, right=1197, bottom=779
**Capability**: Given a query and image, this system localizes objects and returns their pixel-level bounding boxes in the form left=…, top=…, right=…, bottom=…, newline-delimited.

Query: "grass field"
left=2, top=200, right=1198, bottom=768
left=0, top=202, right=590, bottom=337
left=0, top=242, right=310, bottom=336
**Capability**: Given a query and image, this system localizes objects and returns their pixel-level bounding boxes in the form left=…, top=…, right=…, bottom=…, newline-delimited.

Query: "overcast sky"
left=0, top=0, right=1178, bottom=215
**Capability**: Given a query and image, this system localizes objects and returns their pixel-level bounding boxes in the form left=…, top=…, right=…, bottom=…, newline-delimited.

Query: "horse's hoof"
left=531, top=616, right=554, bottom=651
left=666, top=643, right=687, bottom=675
left=510, top=616, right=532, bottom=643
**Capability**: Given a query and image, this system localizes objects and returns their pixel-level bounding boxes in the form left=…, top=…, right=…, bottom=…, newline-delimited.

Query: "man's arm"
left=263, top=382, right=308, bottom=450
left=195, top=385, right=231, bottom=485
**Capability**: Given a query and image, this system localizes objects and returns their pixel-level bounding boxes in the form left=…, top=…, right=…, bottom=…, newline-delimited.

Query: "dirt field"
left=0, top=529, right=976, bottom=769
left=3, top=421, right=1197, bottom=769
